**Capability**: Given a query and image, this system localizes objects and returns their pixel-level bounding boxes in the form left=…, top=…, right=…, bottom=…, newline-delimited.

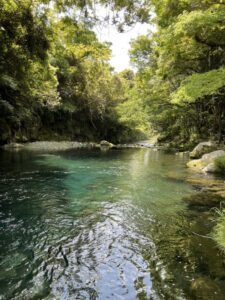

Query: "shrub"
left=215, top=156, right=225, bottom=174
left=214, top=208, right=225, bottom=252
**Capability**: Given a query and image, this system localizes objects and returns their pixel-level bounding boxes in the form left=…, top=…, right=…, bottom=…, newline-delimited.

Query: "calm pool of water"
left=0, top=148, right=224, bottom=299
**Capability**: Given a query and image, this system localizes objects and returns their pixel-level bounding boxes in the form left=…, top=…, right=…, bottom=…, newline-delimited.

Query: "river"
left=0, top=148, right=224, bottom=299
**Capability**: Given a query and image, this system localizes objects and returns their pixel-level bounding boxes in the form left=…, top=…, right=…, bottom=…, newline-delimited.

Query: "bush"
left=215, top=156, right=225, bottom=173
left=214, top=209, right=225, bottom=252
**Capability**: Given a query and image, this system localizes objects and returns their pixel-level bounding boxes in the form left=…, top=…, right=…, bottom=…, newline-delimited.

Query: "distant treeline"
left=1, top=1, right=225, bottom=147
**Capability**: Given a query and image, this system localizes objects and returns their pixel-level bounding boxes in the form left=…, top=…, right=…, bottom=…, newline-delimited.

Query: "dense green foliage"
left=215, top=156, right=225, bottom=174
left=127, top=0, right=225, bottom=146
left=171, top=69, right=225, bottom=105
left=214, top=209, right=225, bottom=252
left=1, top=0, right=225, bottom=146
left=0, top=0, right=151, bottom=144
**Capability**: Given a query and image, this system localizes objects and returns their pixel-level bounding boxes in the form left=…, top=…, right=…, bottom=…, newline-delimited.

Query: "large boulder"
left=190, top=141, right=215, bottom=159
left=187, top=150, right=225, bottom=172
left=201, top=150, right=225, bottom=162
left=202, top=163, right=217, bottom=173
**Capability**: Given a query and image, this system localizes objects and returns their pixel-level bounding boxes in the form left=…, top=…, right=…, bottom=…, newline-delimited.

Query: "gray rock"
left=201, top=150, right=225, bottom=163
left=100, top=140, right=113, bottom=146
left=187, top=150, right=225, bottom=172
left=202, top=163, right=217, bottom=173
left=190, top=141, right=214, bottom=159
left=100, top=140, right=114, bottom=149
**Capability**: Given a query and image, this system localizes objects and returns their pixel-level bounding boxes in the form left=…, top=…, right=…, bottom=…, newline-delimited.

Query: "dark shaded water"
left=0, top=148, right=225, bottom=300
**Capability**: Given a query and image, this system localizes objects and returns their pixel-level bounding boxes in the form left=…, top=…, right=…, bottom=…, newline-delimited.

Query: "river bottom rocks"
left=183, top=192, right=224, bottom=209
left=1, top=145, right=225, bottom=299
left=191, top=277, right=225, bottom=300
left=180, top=148, right=225, bottom=300
left=177, top=202, right=225, bottom=300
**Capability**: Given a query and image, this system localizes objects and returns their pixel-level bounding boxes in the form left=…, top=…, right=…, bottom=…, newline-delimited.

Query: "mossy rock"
left=187, top=159, right=206, bottom=171
left=187, top=150, right=225, bottom=172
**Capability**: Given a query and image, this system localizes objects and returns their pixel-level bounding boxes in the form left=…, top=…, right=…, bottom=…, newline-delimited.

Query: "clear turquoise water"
left=0, top=148, right=224, bottom=300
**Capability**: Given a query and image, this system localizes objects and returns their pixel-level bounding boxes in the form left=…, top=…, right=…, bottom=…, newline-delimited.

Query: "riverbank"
left=184, top=142, right=225, bottom=254
left=1, top=140, right=158, bottom=152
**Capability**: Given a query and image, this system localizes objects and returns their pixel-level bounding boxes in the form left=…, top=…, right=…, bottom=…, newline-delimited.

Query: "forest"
left=2, top=1, right=225, bottom=299
left=1, top=0, right=225, bottom=148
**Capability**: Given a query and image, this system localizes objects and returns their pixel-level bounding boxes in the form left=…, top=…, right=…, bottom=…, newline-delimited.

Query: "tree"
left=129, top=0, right=225, bottom=146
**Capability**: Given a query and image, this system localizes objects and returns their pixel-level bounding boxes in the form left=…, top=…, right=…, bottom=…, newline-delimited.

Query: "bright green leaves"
left=127, top=0, right=225, bottom=144
left=0, top=0, right=151, bottom=143
left=214, top=208, right=225, bottom=252
left=151, top=1, right=225, bottom=84
left=174, top=8, right=225, bottom=46
left=169, top=7, right=225, bottom=104
left=171, top=68, right=225, bottom=104
left=0, top=0, right=51, bottom=99
left=68, top=43, right=110, bottom=61
left=129, top=35, right=154, bottom=70
left=53, top=17, right=113, bottom=115
left=0, top=0, right=17, bottom=14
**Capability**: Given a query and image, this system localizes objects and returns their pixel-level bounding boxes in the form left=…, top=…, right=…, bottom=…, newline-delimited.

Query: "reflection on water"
left=0, top=149, right=224, bottom=300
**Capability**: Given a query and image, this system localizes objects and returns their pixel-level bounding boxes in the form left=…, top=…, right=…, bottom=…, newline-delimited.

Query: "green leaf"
left=171, top=68, right=225, bottom=104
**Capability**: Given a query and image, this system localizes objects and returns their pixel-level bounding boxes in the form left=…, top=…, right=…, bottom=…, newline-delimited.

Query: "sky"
left=94, top=22, right=151, bottom=72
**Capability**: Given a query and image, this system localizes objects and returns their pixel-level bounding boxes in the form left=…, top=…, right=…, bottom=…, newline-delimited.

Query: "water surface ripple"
left=0, top=149, right=224, bottom=299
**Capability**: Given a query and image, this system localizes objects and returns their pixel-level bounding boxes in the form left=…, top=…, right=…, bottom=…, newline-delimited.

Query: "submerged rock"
left=191, top=277, right=225, bottom=300
left=177, top=208, right=225, bottom=278
left=186, top=176, right=225, bottom=199
left=183, top=192, right=224, bottom=208
left=0, top=252, right=27, bottom=280
left=190, top=141, right=215, bottom=159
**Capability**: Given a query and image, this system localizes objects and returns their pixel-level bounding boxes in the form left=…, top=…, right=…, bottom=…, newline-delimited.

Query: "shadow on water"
left=0, top=148, right=225, bottom=299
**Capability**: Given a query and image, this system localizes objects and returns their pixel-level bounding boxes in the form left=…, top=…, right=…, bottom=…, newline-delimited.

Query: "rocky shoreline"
left=1, top=140, right=158, bottom=152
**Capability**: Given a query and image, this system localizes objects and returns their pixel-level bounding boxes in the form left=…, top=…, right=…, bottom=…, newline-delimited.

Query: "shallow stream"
left=0, top=148, right=224, bottom=299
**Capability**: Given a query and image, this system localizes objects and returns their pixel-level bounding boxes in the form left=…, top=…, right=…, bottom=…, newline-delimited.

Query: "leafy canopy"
left=171, top=68, right=225, bottom=104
